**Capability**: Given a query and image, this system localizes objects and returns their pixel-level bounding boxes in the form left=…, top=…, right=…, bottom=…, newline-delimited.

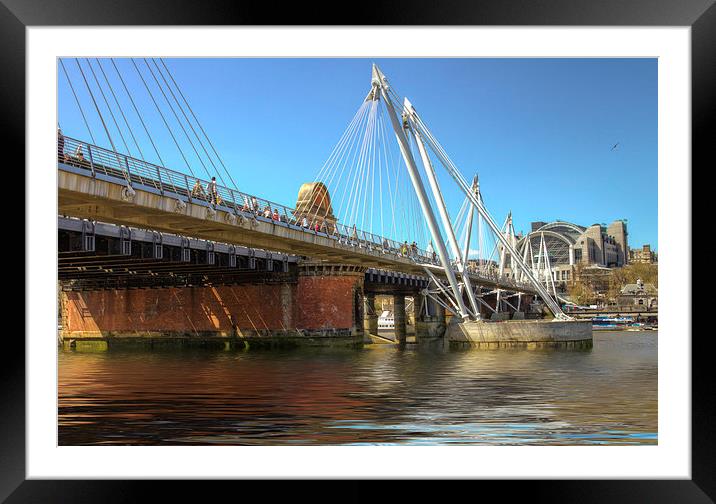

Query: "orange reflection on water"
left=59, top=332, right=657, bottom=445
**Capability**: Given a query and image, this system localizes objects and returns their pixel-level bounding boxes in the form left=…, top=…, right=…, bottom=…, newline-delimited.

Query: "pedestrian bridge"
left=57, top=136, right=536, bottom=295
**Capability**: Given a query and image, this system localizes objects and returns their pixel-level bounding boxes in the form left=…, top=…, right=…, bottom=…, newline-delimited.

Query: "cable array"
left=305, top=93, right=429, bottom=248
left=452, top=189, right=504, bottom=277
left=58, top=57, right=240, bottom=197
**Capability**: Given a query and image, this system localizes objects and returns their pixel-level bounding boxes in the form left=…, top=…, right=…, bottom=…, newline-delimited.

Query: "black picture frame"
left=6, top=0, right=712, bottom=500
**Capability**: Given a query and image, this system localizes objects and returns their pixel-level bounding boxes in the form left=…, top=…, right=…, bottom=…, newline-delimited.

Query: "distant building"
left=617, top=278, right=657, bottom=309
left=531, top=221, right=548, bottom=232
left=629, top=244, right=657, bottom=264
left=607, top=220, right=629, bottom=267
left=516, top=219, right=629, bottom=272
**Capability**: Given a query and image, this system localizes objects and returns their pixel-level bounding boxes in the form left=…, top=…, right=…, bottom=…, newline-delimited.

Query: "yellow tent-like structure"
left=294, top=182, right=338, bottom=231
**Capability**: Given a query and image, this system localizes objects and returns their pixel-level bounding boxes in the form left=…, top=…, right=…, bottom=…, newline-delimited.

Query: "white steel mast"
left=372, top=64, right=471, bottom=320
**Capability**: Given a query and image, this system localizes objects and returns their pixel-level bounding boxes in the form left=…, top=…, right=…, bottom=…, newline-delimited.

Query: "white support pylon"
left=542, top=232, right=559, bottom=300
left=537, top=232, right=545, bottom=281
left=461, top=176, right=478, bottom=272
left=372, top=65, right=471, bottom=320
left=507, top=213, right=518, bottom=278
left=408, top=113, right=569, bottom=319
left=520, top=237, right=532, bottom=283
left=405, top=99, right=480, bottom=319
left=498, top=212, right=511, bottom=279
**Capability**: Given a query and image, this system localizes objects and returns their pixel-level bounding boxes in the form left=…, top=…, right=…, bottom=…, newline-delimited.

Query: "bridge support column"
left=363, top=293, right=379, bottom=343
left=415, top=294, right=446, bottom=344
left=435, top=299, right=446, bottom=324
left=296, top=262, right=366, bottom=340
left=393, top=294, right=407, bottom=345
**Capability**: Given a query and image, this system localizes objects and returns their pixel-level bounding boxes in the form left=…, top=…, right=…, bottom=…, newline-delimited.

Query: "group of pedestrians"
left=234, top=195, right=330, bottom=232
left=191, top=177, right=221, bottom=205
left=395, top=240, right=438, bottom=262
left=400, top=241, right=420, bottom=258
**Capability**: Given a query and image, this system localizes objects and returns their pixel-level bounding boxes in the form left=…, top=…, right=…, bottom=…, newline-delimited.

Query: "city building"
left=629, top=244, right=657, bottom=264
left=516, top=219, right=629, bottom=271
left=617, top=278, right=658, bottom=309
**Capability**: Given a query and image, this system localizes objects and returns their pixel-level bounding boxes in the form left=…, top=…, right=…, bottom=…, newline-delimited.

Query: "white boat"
left=378, top=310, right=394, bottom=329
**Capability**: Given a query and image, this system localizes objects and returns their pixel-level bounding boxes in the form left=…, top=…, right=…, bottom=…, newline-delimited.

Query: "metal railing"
left=58, top=136, right=534, bottom=291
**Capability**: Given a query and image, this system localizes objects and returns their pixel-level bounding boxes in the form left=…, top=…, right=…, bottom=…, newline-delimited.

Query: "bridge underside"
left=59, top=219, right=295, bottom=291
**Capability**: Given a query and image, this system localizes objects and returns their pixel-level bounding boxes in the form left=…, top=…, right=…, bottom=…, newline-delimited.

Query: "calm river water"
left=58, top=331, right=657, bottom=445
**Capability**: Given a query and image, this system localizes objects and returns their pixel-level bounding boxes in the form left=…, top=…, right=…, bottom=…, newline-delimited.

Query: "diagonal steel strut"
left=372, top=64, right=471, bottom=320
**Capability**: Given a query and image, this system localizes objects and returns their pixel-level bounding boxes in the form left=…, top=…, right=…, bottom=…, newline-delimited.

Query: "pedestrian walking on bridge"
left=207, top=177, right=218, bottom=205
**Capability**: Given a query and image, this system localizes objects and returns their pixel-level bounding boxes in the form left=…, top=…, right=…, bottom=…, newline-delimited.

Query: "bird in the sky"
left=611, top=142, right=620, bottom=151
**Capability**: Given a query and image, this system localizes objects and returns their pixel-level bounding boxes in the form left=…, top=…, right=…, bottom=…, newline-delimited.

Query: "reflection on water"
left=58, top=331, right=657, bottom=445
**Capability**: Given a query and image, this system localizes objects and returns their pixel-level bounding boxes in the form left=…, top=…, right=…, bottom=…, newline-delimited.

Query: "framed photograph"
left=8, top=0, right=712, bottom=500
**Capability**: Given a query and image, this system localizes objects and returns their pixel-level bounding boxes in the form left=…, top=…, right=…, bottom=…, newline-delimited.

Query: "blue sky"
left=58, top=58, right=657, bottom=250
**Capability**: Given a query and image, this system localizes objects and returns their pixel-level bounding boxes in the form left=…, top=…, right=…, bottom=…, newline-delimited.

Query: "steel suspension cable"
left=313, top=101, right=370, bottom=226
left=311, top=102, right=364, bottom=228
left=365, top=99, right=380, bottom=233
left=297, top=98, right=366, bottom=228
left=149, top=58, right=230, bottom=189
left=59, top=58, right=96, bottom=144
left=159, top=58, right=241, bottom=193
left=339, top=114, right=368, bottom=227
left=74, top=58, right=130, bottom=184
left=142, top=58, right=214, bottom=181
left=96, top=59, right=146, bottom=162
left=313, top=101, right=366, bottom=185
left=85, top=59, right=132, bottom=156
left=376, top=104, right=386, bottom=238
left=377, top=103, right=399, bottom=239
left=335, top=103, right=370, bottom=228
left=366, top=101, right=378, bottom=234
left=345, top=101, right=375, bottom=228
left=130, top=58, right=194, bottom=176
left=111, top=58, right=166, bottom=167
left=351, top=100, right=376, bottom=230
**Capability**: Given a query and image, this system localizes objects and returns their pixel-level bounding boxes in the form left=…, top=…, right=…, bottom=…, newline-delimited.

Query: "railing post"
left=228, top=188, right=237, bottom=212
left=123, top=154, right=133, bottom=185
left=185, top=175, right=192, bottom=202
left=87, top=144, right=95, bottom=177
left=156, top=165, right=164, bottom=195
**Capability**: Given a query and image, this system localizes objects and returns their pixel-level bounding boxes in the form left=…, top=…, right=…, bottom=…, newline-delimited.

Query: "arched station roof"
left=533, top=221, right=585, bottom=240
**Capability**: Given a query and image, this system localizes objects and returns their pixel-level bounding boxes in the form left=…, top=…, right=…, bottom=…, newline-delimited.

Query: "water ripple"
left=58, top=331, right=657, bottom=445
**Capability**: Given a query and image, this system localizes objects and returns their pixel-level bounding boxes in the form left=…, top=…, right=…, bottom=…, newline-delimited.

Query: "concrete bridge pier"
left=363, top=293, right=379, bottom=343
left=393, top=294, right=407, bottom=345
left=415, top=295, right=446, bottom=344
left=436, top=300, right=446, bottom=324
